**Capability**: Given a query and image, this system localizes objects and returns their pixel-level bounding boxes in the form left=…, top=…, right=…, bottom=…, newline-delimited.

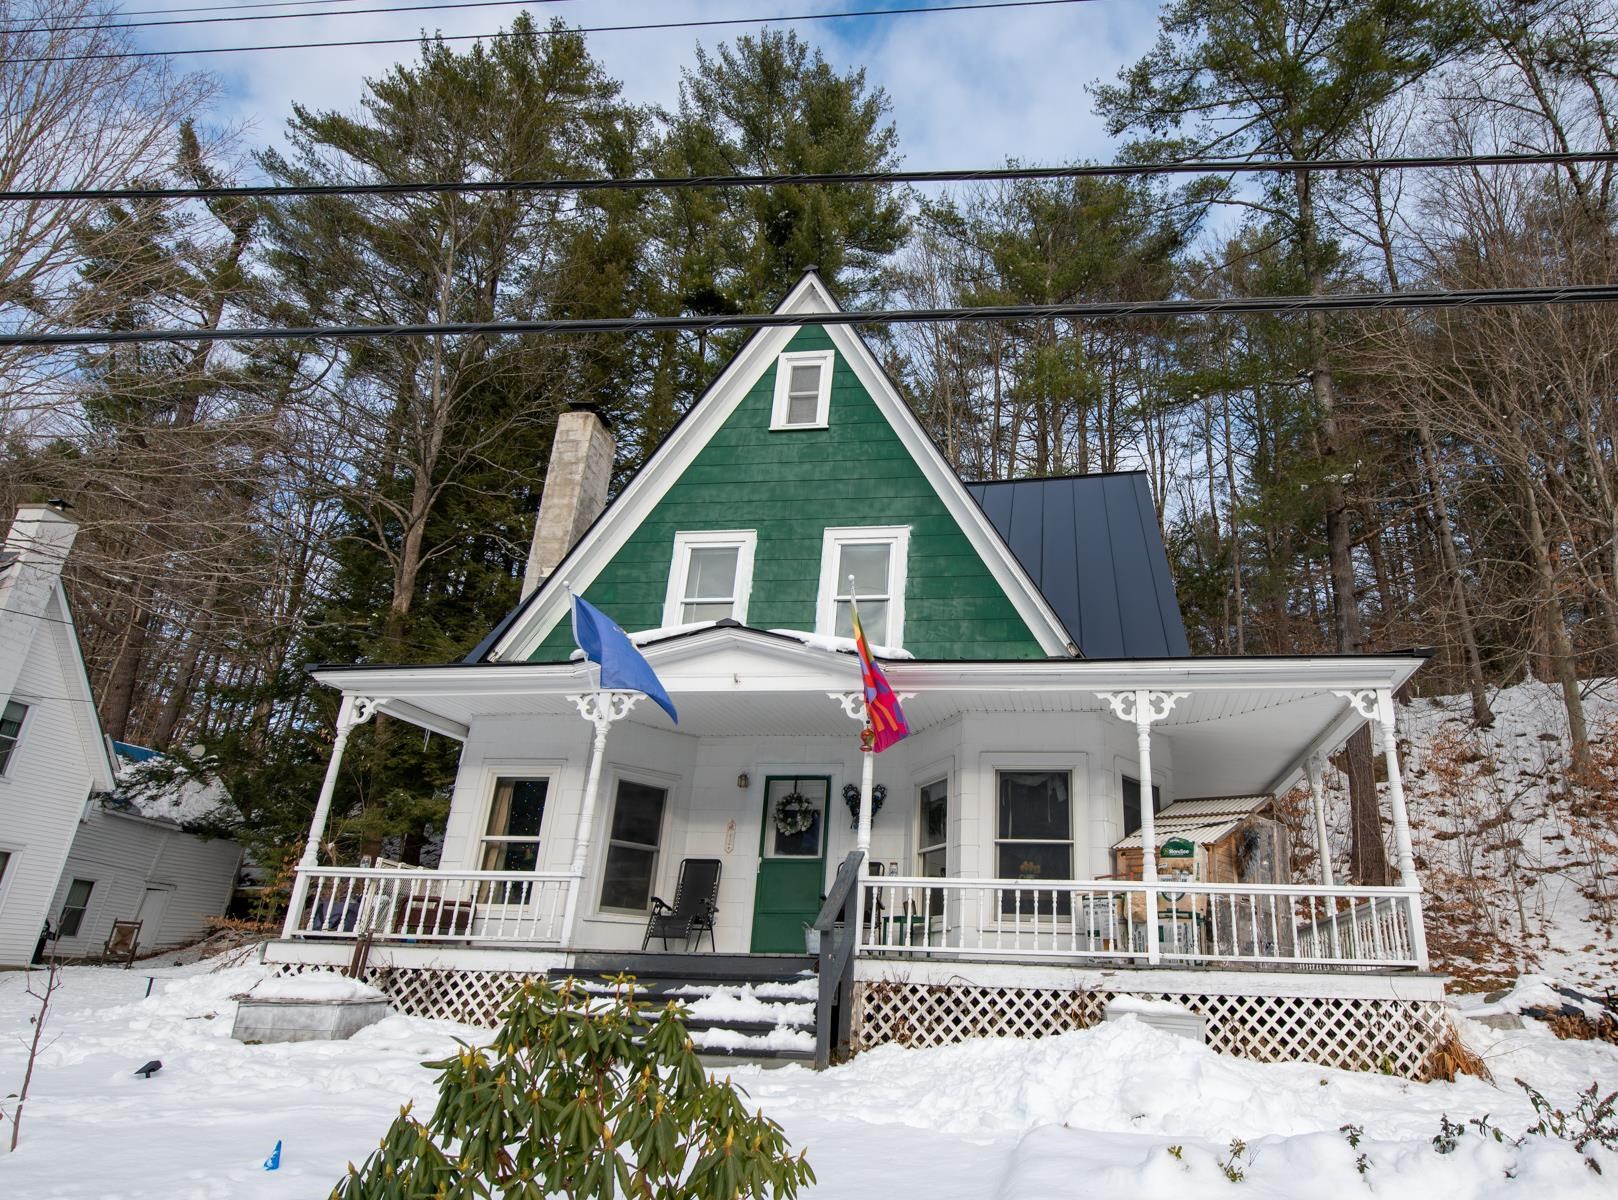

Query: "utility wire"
left=12, top=0, right=577, bottom=33
left=11, top=0, right=1093, bottom=62
left=9, top=283, right=1618, bottom=348
left=9, top=149, right=1616, bottom=203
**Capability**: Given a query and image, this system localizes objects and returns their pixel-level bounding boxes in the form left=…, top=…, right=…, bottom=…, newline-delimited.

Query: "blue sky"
left=130, top=0, right=1167, bottom=172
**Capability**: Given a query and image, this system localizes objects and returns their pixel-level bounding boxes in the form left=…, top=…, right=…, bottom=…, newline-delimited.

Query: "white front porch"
left=281, top=626, right=1433, bottom=976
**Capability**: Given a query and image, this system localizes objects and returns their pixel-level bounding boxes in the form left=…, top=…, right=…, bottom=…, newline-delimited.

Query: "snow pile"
left=242, top=973, right=385, bottom=1003
left=669, top=982, right=815, bottom=1027
left=768, top=629, right=914, bottom=659
left=1103, top=995, right=1196, bottom=1018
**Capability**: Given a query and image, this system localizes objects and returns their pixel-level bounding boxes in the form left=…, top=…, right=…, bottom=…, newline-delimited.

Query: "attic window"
left=817, top=526, right=909, bottom=647
left=770, top=350, right=834, bottom=429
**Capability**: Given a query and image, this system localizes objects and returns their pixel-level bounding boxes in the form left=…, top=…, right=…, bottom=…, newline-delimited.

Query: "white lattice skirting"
left=274, top=961, right=543, bottom=1027
left=851, top=978, right=1450, bottom=1079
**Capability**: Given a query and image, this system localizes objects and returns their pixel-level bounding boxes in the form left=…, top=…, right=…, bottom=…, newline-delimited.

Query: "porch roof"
left=309, top=625, right=1428, bottom=798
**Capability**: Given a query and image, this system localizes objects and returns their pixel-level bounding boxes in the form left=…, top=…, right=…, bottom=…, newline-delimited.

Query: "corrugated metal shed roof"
left=1112, top=818, right=1247, bottom=851
left=963, top=472, right=1190, bottom=659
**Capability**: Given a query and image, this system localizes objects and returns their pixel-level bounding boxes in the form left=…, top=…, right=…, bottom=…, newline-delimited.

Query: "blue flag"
left=571, top=594, right=678, bottom=723
left=263, top=1140, right=282, bottom=1171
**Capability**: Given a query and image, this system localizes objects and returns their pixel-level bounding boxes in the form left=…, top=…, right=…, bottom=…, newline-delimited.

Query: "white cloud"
left=131, top=0, right=1165, bottom=169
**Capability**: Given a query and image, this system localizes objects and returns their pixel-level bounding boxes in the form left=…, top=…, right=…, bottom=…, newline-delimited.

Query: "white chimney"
left=522, top=405, right=615, bottom=598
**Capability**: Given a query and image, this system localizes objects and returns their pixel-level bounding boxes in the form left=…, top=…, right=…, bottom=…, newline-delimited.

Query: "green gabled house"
left=271, top=271, right=1449, bottom=1076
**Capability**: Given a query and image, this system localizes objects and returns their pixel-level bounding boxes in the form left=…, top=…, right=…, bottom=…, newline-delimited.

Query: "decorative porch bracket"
left=282, top=694, right=383, bottom=938
left=559, top=691, right=641, bottom=947
left=1095, top=689, right=1188, bottom=965
left=1332, top=687, right=1429, bottom=970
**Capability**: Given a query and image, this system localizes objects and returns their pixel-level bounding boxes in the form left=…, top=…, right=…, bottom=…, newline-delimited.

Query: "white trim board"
left=488, top=272, right=1075, bottom=662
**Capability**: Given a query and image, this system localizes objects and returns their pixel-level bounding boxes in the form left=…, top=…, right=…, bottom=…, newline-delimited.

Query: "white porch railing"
left=284, top=867, right=573, bottom=945
left=859, top=877, right=1427, bottom=970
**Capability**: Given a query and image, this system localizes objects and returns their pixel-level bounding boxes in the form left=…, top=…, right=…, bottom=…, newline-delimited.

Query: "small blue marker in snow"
left=264, top=1140, right=282, bottom=1171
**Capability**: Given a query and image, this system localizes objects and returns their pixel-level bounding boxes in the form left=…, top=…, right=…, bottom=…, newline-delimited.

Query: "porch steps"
left=548, top=957, right=818, bottom=1065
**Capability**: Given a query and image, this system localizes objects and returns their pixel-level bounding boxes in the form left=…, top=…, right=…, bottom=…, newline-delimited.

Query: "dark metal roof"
left=963, top=471, right=1190, bottom=659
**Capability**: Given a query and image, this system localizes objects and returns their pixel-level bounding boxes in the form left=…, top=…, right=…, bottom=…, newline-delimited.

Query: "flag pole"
left=562, top=580, right=611, bottom=948
left=850, top=575, right=875, bottom=876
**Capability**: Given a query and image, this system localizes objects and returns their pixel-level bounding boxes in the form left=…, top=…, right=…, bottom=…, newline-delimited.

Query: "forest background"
left=2, top=0, right=1616, bottom=904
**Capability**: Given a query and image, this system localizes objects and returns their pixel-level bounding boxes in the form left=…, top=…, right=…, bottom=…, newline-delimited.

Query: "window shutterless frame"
left=479, top=776, right=552, bottom=872
left=0, top=699, right=30, bottom=776
left=816, top=525, right=909, bottom=647
left=769, top=349, right=835, bottom=430
left=661, top=529, right=757, bottom=627
left=597, top=776, right=670, bottom=915
left=58, top=877, right=94, bottom=938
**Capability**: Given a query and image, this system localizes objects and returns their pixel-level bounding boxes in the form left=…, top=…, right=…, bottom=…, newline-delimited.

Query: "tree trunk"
left=1522, top=480, right=1590, bottom=766
left=1415, top=419, right=1493, bottom=726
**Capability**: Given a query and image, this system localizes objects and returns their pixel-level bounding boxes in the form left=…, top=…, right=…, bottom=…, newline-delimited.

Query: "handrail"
left=814, top=850, right=864, bottom=1069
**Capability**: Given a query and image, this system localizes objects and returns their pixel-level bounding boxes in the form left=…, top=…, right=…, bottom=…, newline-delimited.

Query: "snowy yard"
left=0, top=959, right=1615, bottom=1199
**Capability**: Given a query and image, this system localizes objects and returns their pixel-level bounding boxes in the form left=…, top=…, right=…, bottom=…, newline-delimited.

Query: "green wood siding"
left=529, top=326, right=1045, bottom=661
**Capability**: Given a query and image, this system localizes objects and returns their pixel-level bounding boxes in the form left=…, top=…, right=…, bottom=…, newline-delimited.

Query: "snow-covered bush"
left=331, top=975, right=814, bottom=1199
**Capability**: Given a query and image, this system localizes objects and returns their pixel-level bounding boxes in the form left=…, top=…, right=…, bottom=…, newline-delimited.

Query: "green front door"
left=750, top=776, right=830, bottom=953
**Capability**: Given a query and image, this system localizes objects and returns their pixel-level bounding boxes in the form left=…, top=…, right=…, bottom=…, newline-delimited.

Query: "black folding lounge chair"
left=642, top=858, right=722, bottom=951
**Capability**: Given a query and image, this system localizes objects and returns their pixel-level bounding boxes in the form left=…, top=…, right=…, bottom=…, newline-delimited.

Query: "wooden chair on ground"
left=104, top=919, right=142, bottom=968
left=643, top=859, right=722, bottom=952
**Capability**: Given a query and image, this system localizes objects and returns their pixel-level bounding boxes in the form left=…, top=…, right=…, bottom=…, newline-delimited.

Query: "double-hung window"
left=817, top=526, right=909, bottom=647
left=58, top=878, right=94, bottom=938
left=663, top=531, right=756, bottom=627
left=481, top=777, right=549, bottom=871
left=598, top=779, right=668, bottom=913
left=770, top=349, right=835, bottom=429
left=0, top=700, right=28, bottom=774
left=917, top=778, right=948, bottom=916
left=995, top=770, right=1073, bottom=913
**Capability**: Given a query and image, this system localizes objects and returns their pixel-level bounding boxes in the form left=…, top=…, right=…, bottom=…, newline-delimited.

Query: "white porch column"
left=1097, top=689, right=1187, bottom=965
left=1333, top=688, right=1429, bottom=970
left=559, top=691, right=640, bottom=948
left=1305, top=753, right=1335, bottom=887
left=283, top=694, right=380, bottom=937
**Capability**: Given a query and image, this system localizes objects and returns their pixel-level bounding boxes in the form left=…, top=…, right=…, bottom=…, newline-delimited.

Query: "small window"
left=0, top=848, right=11, bottom=887
left=481, top=777, right=549, bottom=871
left=817, top=526, right=909, bottom=647
left=763, top=777, right=828, bottom=859
left=662, top=531, right=757, bottom=627
left=0, top=700, right=28, bottom=774
left=1121, top=775, right=1163, bottom=838
left=996, top=770, right=1072, bottom=913
left=599, top=779, right=668, bottom=913
left=770, top=349, right=834, bottom=429
left=58, top=878, right=94, bottom=938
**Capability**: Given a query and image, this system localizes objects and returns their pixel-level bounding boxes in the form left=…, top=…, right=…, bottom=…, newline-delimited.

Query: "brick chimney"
left=522, top=404, right=615, bottom=598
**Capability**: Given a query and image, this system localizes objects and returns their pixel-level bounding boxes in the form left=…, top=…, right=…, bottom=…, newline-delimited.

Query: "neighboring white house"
left=47, top=741, right=243, bottom=959
left=0, top=501, right=242, bottom=967
left=0, top=502, right=118, bottom=967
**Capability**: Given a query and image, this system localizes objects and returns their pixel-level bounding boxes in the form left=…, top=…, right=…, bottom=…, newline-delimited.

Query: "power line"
left=14, top=0, right=577, bottom=34
left=11, top=0, right=1093, bottom=63
left=9, top=149, right=1616, bottom=204
left=8, top=283, right=1618, bottom=348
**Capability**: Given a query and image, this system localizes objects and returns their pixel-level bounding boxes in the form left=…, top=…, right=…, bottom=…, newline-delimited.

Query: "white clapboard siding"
left=50, top=809, right=242, bottom=958
left=0, top=609, right=102, bottom=966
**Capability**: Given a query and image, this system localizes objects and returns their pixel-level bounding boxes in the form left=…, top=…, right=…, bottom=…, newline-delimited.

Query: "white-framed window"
left=662, top=530, right=757, bottom=627
left=480, top=776, right=550, bottom=871
left=995, top=769, right=1073, bottom=913
left=770, top=349, right=835, bottom=430
left=0, top=700, right=29, bottom=775
left=816, top=526, right=909, bottom=647
left=598, top=777, right=670, bottom=914
left=917, top=777, right=948, bottom=917
left=58, top=878, right=94, bottom=938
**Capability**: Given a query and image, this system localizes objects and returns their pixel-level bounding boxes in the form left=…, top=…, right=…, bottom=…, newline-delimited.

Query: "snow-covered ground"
left=1, top=957, right=1614, bottom=1198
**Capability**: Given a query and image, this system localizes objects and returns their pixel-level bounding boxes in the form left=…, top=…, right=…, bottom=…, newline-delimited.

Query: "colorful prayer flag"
left=850, top=596, right=908, bottom=752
